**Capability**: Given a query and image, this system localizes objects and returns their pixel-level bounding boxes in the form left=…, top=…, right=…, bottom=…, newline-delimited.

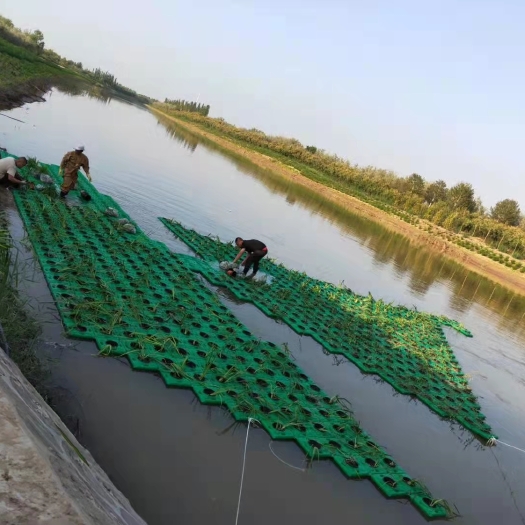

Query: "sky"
left=1, top=0, right=525, bottom=207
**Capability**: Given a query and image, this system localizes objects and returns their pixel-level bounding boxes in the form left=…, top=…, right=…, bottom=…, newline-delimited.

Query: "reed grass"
left=0, top=210, right=50, bottom=399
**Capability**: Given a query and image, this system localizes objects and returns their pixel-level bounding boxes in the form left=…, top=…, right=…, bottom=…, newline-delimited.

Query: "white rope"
left=235, top=418, right=259, bottom=525
left=487, top=437, right=525, bottom=455
left=234, top=420, right=309, bottom=525
left=269, top=441, right=307, bottom=472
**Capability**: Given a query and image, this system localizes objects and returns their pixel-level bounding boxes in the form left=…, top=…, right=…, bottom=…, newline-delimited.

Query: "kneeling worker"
left=233, top=237, right=268, bottom=277
left=59, top=145, right=91, bottom=198
left=0, top=156, right=27, bottom=187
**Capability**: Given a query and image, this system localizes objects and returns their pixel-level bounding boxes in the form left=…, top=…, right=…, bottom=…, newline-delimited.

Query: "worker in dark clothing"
left=233, top=237, right=268, bottom=277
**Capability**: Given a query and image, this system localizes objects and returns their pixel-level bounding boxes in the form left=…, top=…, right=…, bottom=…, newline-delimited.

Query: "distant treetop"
left=163, top=98, right=210, bottom=116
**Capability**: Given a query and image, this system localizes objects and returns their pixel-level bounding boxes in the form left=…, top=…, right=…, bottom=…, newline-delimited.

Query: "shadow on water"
left=155, top=115, right=525, bottom=341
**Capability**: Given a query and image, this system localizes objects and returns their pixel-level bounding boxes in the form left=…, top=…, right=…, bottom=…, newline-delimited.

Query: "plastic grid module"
left=8, top=158, right=454, bottom=520
left=160, top=218, right=494, bottom=441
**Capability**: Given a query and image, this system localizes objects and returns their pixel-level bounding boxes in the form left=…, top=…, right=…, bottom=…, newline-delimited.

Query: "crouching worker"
left=0, top=156, right=27, bottom=187
left=59, top=145, right=91, bottom=199
left=233, top=237, right=268, bottom=278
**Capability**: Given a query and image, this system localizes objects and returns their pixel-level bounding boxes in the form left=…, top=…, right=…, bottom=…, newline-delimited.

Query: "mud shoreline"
left=0, top=78, right=53, bottom=111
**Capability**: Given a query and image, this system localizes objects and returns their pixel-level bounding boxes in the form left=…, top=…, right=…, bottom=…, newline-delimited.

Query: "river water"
left=1, top=87, right=524, bottom=524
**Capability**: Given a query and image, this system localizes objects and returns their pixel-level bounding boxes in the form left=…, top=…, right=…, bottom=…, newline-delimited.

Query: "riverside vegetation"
left=0, top=15, right=151, bottom=105
left=0, top=205, right=49, bottom=399
left=152, top=102, right=525, bottom=285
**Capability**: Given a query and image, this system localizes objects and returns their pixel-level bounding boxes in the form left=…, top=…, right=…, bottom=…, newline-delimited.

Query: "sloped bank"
left=0, top=344, right=147, bottom=524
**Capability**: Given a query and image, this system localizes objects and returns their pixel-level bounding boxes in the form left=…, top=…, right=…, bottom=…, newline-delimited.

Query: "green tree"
left=31, top=29, right=44, bottom=42
left=425, top=179, right=448, bottom=204
left=305, top=145, right=317, bottom=154
left=475, top=197, right=486, bottom=216
left=406, top=173, right=425, bottom=196
left=30, top=29, right=44, bottom=51
left=0, top=16, right=14, bottom=29
left=490, top=199, right=521, bottom=226
left=448, top=182, right=476, bottom=212
left=164, top=98, right=211, bottom=115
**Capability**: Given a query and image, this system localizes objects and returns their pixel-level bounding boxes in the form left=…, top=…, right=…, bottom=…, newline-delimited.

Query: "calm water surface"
left=1, top=88, right=524, bottom=525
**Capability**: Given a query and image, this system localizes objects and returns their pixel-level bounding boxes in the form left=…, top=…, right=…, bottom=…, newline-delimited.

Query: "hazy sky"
left=2, top=0, right=524, bottom=206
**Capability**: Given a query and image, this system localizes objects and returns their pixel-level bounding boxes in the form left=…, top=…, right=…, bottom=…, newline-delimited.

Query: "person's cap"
left=75, top=145, right=85, bottom=151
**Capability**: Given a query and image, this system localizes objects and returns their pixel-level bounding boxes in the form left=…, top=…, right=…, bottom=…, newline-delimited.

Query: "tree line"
left=153, top=103, right=525, bottom=260
left=163, top=98, right=210, bottom=116
left=0, top=16, right=151, bottom=104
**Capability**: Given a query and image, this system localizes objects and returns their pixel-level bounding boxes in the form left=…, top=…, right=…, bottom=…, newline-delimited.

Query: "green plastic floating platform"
left=6, top=153, right=461, bottom=519
left=159, top=218, right=494, bottom=443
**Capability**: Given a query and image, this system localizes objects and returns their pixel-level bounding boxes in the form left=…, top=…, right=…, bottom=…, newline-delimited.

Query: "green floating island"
left=5, top=153, right=475, bottom=519
left=160, top=218, right=494, bottom=444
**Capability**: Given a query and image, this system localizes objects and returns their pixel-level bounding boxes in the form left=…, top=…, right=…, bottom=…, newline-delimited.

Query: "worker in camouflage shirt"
left=59, top=145, right=91, bottom=198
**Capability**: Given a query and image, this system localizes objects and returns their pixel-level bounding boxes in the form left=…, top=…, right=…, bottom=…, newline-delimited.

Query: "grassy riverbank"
left=0, top=36, right=75, bottom=108
left=149, top=105, right=525, bottom=296
left=0, top=36, right=65, bottom=87
left=0, top=16, right=151, bottom=109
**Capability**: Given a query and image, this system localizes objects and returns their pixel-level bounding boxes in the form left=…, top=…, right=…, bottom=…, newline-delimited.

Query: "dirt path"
left=148, top=107, right=525, bottom=297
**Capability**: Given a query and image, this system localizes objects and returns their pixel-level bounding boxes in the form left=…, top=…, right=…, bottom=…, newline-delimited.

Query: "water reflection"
left=54, top=80, right=143, bottom=108
left=154, top=115, right=525, bottom=338
left=53, top=79, right=90, bottom=98
left=159, top=120, right=199, bottom=153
